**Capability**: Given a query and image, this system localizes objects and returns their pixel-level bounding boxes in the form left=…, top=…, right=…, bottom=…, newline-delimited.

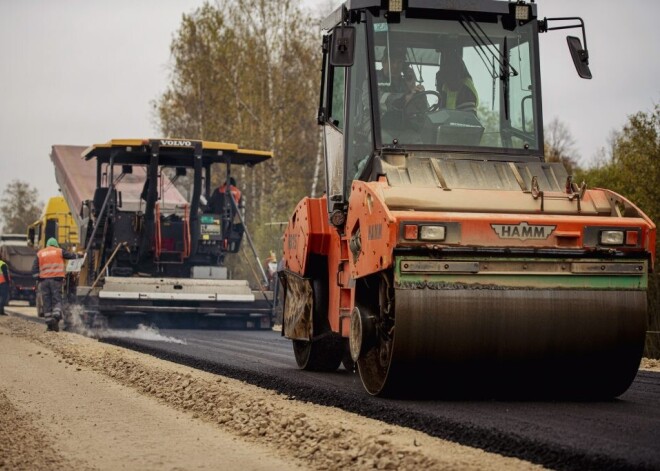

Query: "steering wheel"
left=403, top=90, right=442, bottom=117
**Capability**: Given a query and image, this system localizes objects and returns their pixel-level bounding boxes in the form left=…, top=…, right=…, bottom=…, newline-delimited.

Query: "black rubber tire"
left=292, top=255, right=342, bottom=372
left=355, top=272, right=396, bottom=396
left=293, top=336, right=342, bottom=371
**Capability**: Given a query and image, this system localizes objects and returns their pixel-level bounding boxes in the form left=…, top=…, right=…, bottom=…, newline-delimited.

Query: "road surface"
left=102, top=327, right=660, bottom=471
left=7, top=306, right=660, bottom=470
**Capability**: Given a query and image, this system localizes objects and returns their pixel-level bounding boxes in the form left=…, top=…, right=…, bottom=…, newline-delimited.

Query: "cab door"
left=320, top=33, right=347, bottom=213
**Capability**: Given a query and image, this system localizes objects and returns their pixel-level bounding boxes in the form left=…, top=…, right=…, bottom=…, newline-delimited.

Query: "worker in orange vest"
left=31, top=238, right=81, bottom=332
left=207, top=177, right=243, bottom=249
left=207, top=177, right=241, bottom=213
left=219, top=177, right=242, bottom=205
left=0, top=257, right=10, bottom=315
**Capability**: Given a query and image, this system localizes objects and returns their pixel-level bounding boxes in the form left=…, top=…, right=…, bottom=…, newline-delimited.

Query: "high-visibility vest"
left=37, top=247, right=66, bottom=279
left=219, top=184, right=242, bottom=205
left=442, top=77, right=479, bottom=110
left=0, top=260, right=7, bottom=284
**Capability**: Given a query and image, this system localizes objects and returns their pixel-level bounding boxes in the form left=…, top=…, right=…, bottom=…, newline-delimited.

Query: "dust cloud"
left=94, top=324, right=187, bottom=344
left=65, top=304, right=187, bottom=345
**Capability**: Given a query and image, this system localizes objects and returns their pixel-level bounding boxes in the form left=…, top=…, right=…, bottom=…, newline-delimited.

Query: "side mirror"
left=330, top=26, right=355, bottom=67
left=567, top=36, right=592, bottom=79
left=176, top=167, right=187, bottom=177
left=121, top=164, right=133, bottom=174
left=27, top=227, right=35, bottom=247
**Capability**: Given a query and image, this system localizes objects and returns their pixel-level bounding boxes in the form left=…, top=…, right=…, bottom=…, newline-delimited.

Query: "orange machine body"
left=283, top=180, right=656, bottom=338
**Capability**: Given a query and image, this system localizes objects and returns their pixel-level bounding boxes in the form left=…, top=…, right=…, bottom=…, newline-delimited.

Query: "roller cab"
left=280, top=0, right=656, bottom=397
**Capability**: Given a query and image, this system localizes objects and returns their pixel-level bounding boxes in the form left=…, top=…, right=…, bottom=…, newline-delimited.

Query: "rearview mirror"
left=330, top=26, right=355, bottom=67
left=567, top=36, right=592, bottom=79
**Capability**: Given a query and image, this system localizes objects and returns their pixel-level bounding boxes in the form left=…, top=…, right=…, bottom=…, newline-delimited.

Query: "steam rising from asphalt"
left=65, top=304, right=187, bottom=345
left=95, top=324, right=187, bottom=344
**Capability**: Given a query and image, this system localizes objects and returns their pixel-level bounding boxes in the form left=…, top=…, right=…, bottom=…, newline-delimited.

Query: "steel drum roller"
left=358, top=288, right=647, bottom=397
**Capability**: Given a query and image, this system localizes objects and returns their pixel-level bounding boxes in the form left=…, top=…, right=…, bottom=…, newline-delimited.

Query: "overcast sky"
left=1, top=0, right=658, bottom=204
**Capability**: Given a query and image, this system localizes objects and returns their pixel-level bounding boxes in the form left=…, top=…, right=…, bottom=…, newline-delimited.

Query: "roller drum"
left=358, top=288, right=647, bottom=398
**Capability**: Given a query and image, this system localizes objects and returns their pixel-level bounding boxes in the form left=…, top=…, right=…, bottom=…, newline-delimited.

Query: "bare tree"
left=313, top=0, right=341, bottom=18
left=311, top=127, right=324, bottom=198
left=0, top=180, right=42, bottom=234
left=544, top=117, right=580, bottom=174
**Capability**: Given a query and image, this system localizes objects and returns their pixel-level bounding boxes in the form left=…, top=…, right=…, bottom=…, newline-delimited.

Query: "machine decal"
left=491, top=222, right=556, bottom=241
left=368, top=223, right=382, bottom=241
left=288, top=233, right=298, bottom=250
left=160, top=139, right=193, bottom=147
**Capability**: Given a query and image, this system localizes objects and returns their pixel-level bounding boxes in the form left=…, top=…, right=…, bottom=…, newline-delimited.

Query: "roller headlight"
left=600, top=230, right=624, bottom=245
left=420, top=225, right=446, bottom=241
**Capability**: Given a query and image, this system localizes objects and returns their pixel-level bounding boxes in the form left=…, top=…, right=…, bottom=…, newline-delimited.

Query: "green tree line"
left=545, top=107, right=659, bottom=357
left=573, top=106, right=660, bottom=357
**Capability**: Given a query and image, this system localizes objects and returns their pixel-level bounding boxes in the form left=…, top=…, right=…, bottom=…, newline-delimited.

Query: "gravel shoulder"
left=0, top=312, right=543, bottom=470
left=0, top=317, right=300, bottom=471
left=640, top=357, right=660, bottom=372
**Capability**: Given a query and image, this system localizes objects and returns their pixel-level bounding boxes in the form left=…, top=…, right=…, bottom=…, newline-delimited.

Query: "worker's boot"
left=53, top=312, right=62, bottom=332
left=45, top=314, right=56, bottom=332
